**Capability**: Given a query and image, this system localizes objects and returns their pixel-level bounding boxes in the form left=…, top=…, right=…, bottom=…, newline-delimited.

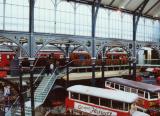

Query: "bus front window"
left=71, top=92, right=79, bottom=100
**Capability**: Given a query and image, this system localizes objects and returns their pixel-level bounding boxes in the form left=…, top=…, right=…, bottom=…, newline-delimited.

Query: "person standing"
left=50, top=63, right=54, bottom=75
left=3, top=85, right=11, bottom=113
left=45, top=61, right=50, bottom=76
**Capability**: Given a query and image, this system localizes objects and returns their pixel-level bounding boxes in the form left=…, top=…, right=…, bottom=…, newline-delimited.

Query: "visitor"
left=45, top=61, right=50, bottom=76
left=50, top=63, right=54, bottom=75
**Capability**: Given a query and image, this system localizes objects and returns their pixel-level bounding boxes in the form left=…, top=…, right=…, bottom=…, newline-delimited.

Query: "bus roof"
left=106, top=78, right=160, bottom=92
left=67, top=85, right=138, bottom=103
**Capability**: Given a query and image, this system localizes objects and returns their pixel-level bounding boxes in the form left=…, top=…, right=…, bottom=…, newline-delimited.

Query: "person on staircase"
left=50, top=63, right=54, bottom=75
left=45, top=61, right=50, bottom=76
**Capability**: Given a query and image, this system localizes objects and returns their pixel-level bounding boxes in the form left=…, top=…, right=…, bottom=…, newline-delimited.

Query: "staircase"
left=12, top=66, right=72, bottom=116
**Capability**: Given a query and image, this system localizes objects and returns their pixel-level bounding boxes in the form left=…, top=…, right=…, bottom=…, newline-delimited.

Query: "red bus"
left=105, top=78, right=160, bottom=115
left=66, top=85, right=149, bottom=116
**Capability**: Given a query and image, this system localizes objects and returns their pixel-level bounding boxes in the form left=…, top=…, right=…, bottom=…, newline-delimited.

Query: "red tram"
left=70, top=51, right=91, bottom=66
left=0, top=51, right=15, bottom=77
left=0, top=49, right=129, bottom=76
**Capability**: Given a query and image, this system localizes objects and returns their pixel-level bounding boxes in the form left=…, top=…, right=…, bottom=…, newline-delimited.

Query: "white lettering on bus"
left=74, top=102, right=117, bottom=116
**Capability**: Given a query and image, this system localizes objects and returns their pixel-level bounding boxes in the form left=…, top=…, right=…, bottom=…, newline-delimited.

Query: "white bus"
left=66, top=85, right=149, bottom=116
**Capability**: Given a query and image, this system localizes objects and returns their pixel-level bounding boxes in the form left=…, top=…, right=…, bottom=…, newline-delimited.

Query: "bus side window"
left=131, top=88, right=137, bottom=94
left=112, top=100, right=123, bottom=110
left=125, top=87, right=130, bottom=92
left=71, top=92, right=79, bottom=100
left=106, top=81, right=111, bottom=87
left=150, top=92, right=158, bottom=99
left=120, top=85, right=124, bottom=91
left=111, top=83, right=115, bottom=88
left=100, top=98, right=111, bottom=108
left=80, top=94, right=88, bottom=102
left=138, top=90, right=144, bottom=97
left=115, top=84, right=119, bottom=89
left=145, top=92, right=148, bottom=99
left=124, top=103, right=129, bottom=111
left=89, top=96, right=99, bottom=105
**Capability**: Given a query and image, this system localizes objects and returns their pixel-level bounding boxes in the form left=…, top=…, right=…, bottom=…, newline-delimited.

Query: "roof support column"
left=29, top=0, right=35, bottom=116
left=91, top=0, right=101, bottom=86
left=65, top=44, right=70, bottom=88
left=29, top=0, right=35, bottom=58
left=3, top=0, right=6, bottom=30
left=18, top=58, right=25, bottom=116
left=101, top=47, right=106, bottom=87
left=54, top=0, right=57, bottom=33
left=132, top=0, right=149, bottom=80
left=74, top=2, right=76, bottom=35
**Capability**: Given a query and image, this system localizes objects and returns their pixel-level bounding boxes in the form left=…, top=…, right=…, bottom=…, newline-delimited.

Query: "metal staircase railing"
left=5, top=96, right=20, bottom=116
left=6, top=67, right=45, bottom=116
left=34, top=60, right=74, bottom=103
left=24, top=60, right=75, bottom=116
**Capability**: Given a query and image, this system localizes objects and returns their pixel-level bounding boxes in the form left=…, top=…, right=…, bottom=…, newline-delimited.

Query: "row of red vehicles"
left=0, top=50, right=129, bottom=77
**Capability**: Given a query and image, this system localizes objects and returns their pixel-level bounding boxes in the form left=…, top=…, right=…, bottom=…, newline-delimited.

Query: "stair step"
left=40, top=80, right=50, bottom=83
left=36, top=86, right=47, bottom=89
left=35, top=92, right=47, bottom=95
left=15, top=109, right=21, bottom=115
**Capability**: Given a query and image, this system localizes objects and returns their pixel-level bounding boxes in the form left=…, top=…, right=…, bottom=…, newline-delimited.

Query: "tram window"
left=150, top=92, right=158, bottom=99
left=71, top=92, right=79, bottom=100
left=138, top=90, right=144, bottom=97
left=7, top=55, right=10, bottom=59
left=115, top=84, right=119, bottom=89
left=90, top=96, right=99, bottom=105
left=112, top=100, right=123, bottom=110
left=145, top=92, right=148, bottom=99
left=80, top=94, right=88, bottom=102
left=120, top=85, right=124, bottom=91
left=100, top=98, right=111, bottom=107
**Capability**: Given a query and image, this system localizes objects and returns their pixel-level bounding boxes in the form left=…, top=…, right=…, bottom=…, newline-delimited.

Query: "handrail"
left=36, top=59, right=77, bottom=102
left=32, top=53, right=43, bottom=70
left=21, top=67, right=46, bottom=95
left=56, top=59, right=80, bottom=70
left=33, top=67, right=45, bottom=85
left=5, top=96, right=20, bottom=116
